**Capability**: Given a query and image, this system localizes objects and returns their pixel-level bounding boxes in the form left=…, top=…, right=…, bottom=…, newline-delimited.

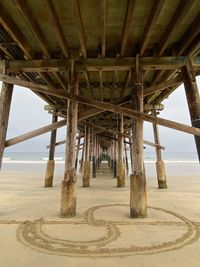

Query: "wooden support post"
left=92, top=133, right=97, bottom=178
left=130, top=62, right=147, bottom=218
left=129, top=131, right=133, bottom=173
left=79, top=140, right=84, bottom=172
left=152, top=108, right=167, bottom=189
left=0, top=82, right=13, bottom=170
left=75, top=132, right=80, bottom=170
left=82, top=125, right=91, bottom=187
left=44, top=112, right=58, bottom=187
left=124, top=139, right=129, bottom=172
left=117, top=115, right=125, bottom=187
left=60, top=69, right=78, bottom=217
left=182, top=58, right=200, bottom=162
left=113, top=137, right=117, bottom=178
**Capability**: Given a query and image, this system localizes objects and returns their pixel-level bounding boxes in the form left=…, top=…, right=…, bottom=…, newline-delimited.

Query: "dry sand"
left=0, top=162, right=200, bottom=266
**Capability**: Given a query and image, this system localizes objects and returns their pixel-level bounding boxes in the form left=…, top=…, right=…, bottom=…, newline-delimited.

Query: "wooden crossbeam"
left=2, top=57, right=200, bottom=73
left=3, top=58, right=195, bottom=75
left=5, top=119, right=67, bottom=147
left=144, top=75, right=182, bottom=96
left=86, top=121, right=165, bottom=149
left=1, top=74, right=200, bottom=137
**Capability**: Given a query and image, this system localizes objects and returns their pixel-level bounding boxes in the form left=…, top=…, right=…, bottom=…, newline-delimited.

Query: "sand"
left=0, top=162, right=200, bottom=266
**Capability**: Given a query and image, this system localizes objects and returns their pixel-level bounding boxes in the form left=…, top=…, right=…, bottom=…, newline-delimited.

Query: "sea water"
left=1, top=151, right=200, bottom=177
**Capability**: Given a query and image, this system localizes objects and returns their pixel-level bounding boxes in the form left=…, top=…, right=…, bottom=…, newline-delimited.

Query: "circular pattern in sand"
left=17, top=205, right=199, bottom=257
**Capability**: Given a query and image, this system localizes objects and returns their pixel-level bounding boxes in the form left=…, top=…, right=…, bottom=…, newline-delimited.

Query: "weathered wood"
left=82, top=125, right=91, bottom=187
left=0, top=82, right=13, bottom=170
left=152, top=108, right=167, bottom=189
left=117, top=115, right=125, bottom=187
left=60, top=74, right=78, bottom=217
left=120, top=0, right=135, bottom=56
left=92, top=133, right=97, bottom=178
left=2, top=74, right=200, bottom=137
left=5, top=119, right=66, bottom=147
left=75, top=133, right=81, bottom=171
left=124, top=139, right=129, bottom=172
left=158, top=0, right=195, bottom=56
left=1, top=57, right=200, bottom=73
left=144, top=76, right=182, bottom=96
left=72, top=0, right=87, bottom=58
left=44, top=113, right=58, bottom=187
left=101, top=0, right=106, bottom=57
left=182, top=57, right=200, bottom=162
left=140, top=0, right=165, bottom=55
left=130, top=65, right=147, bottom=218
left=44, top=0, right=69, bottom=58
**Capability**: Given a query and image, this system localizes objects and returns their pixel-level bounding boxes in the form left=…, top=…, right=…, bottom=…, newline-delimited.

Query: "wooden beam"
left=178, top=12, right=200, bottom=55
left=87, top=121, right=165, bottom=149
left=5, top=119, right=67, bottom=148
left=144, top=75, right=182, bottom=96
left=120, top=69, right=131, bottom=98
left=44, top=112, right=58, bottom=187
left=120, top=0, right=135, bottom=56
left=130, top=65, right=147, bottom=218
left=140, top=0, right=165, bottom=55
left=101, top=0, right=106, bottom=57
left=2, top=57, right=200, bottom=73
left=0, top=82, right=13, bottom=169
left=0, top=4, right=32, bottom=59
left=182, top=57, right=200, bottom=162
left=152, top=107, right=167, bottom=188
left=44, top=0, right=69, bottom=58
left=60, top=72, right=78, bottom=217
left=15, top=0, right=50, bottom=58
left=2, top=74, right=200, bottom=137
left=72, top=0, right=87, bottom=58
left=158, top=0, right=195, bottom=56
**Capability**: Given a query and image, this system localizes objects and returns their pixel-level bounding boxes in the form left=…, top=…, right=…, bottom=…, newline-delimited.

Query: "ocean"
left=2, top=151, right=199, bottom=164
left=1, top=151, right=199, bottom=177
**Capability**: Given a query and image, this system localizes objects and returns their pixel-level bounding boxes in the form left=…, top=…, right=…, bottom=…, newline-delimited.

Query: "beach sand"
left=0, top=162, right=200, bottom=266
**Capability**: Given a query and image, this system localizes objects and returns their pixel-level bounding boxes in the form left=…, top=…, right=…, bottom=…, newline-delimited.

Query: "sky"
left=1, top=76, right=200, bottom=154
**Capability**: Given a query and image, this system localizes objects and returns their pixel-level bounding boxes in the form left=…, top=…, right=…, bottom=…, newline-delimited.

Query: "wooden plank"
left=44, top=0, right=69, bottom=58
left=158, top=0, right=195, bottom=56
left=2, top=74, right=200, bottom=137
left=178, top=12, right=200, bottom=55
left=120, top=0, right=135, bottom=56
left=140, top=0, right=165, bottom=55
left=5, top=119, right=67, bottom=148
left=72, top=0, right=87, bottom=58
left=101, top=0, right=106, bottom=57
left=0, top=4, right=32, bottom=59
left=15, top=0, right=50, bottom=58
left=0, top=82, right=13, bottom=169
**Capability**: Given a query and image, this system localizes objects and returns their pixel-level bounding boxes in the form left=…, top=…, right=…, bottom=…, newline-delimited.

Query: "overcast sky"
left=1, top=76, right=200, bottom=154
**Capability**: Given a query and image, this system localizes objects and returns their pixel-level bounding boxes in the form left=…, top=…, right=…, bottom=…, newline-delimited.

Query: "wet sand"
left=0, top=162, right=200, bottom=266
